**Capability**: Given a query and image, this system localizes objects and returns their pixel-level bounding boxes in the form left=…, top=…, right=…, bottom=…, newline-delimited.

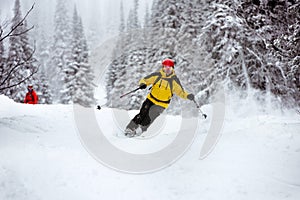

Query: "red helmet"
left=162, top=59, right=175, bottom=68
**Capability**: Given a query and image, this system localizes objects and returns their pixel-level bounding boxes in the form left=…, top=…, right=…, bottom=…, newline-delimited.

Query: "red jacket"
left=24, top=90, right=38, bottom=104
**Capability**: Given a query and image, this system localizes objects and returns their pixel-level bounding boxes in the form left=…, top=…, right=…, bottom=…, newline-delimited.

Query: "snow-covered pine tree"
left=106, top=58, right=122, bottom=107
left=235, top=1, right=282, bottom=98
left=106, top=1, right=127, bottom=108
left=149, top=0, right=202, bottom=71
left=107, top=55, right=129, bottom=109
left=143, top=3, right=151, bottom=29
left=177, top=0, right=203, bottom=54
left=149, top=0, right=161, bottom=43
left=113, top=0, right=126, bottom=56
left=49, top=0, right=72, bottom=104
left=150, top=0, right=180, bottom=59
left=38, top=71, right=53, bottom=104
left=197, top=1, right=261, bottom=103
left=107, top=48, right=148, bottom=110
left=36, top=30, right=53, bottom=104
left=119, top=0, right=125, bottom=33
left=264, top=0, right=300, bottom=106
left=141, top=3, right=153, bottom=51
left=69, top=6, right=95, bottom=107
left=4, top=0, right=23, bottom=96
left=61, top=4, right=76, bottom=105
left=5, top=0, right=38, bottom=102
left=172, top=0, right=209, bottom=114
left=287, top=56, right=300, bottom=107
left=127, top=10, right=135, bottom=33
left=236, top=0, right=299, bottom=107
left=127, top=0, right=141, bottom=31
left=126, top=0, right=142, bottom=47
left=107, top=0, right=151, bottom=110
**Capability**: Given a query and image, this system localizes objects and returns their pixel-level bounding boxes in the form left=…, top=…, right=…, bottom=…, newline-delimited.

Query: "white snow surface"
left=0, top=94, right=300, bottom=200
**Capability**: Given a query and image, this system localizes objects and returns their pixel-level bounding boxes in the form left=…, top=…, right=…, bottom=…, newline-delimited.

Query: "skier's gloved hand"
left=139, top=83, right=147, bottom=89
left=187, top=93, right=195, bottom=101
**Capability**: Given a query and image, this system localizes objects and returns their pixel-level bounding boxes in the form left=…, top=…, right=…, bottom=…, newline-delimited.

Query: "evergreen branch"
left=0, top=3, right=35, bottom=42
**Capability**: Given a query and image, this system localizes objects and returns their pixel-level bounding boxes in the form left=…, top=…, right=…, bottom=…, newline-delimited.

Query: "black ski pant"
left=126, top=98, right=165, bottom=132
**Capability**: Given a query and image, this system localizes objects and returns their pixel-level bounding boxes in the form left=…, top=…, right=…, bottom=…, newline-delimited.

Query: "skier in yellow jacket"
left=125, top=58, right=195, bottom=137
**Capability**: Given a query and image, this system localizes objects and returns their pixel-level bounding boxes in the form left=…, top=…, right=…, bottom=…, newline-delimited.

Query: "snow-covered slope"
left=0, top=94, right=300, bottom=200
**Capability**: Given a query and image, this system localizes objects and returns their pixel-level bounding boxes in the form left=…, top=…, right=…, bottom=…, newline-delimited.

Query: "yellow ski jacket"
left=139, top=69, right=189, bottom=108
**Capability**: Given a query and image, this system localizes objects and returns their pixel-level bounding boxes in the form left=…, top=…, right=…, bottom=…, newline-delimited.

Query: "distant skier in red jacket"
left=24, top=84, right=38, bottom=104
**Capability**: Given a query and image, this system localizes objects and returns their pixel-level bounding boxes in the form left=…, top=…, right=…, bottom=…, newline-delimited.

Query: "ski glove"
left=139, top=83, right=147, bottom=89
left=187, top=93, right=195, bottom=101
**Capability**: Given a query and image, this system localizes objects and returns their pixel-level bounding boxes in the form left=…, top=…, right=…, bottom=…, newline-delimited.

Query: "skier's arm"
left=139, top=72, right=161, bottom=86
left=172, top=78, right=189, bottom=99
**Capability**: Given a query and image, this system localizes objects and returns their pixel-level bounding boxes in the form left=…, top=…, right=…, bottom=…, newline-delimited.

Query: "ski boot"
left=130, top=126, right=146, bottom=137
left=124, top=128, right=136, bottom=137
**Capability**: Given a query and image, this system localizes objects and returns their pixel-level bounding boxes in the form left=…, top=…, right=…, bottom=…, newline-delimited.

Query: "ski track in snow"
left=0, top=95, right=300, bottom=200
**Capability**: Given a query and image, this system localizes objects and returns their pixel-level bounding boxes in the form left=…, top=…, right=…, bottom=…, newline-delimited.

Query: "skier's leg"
left=125, top=120, right=139, bottom=132
left=125, top=98, right=153, bottom=131
left=133, top=98, right=154, bottom=125
left=140, top=104, right=165, bottom=132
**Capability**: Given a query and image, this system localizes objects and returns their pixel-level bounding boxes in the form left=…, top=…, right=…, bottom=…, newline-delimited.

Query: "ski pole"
left=193, top=99, right=207, bottom=119
left=120, top=86, right=142, bottom=98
